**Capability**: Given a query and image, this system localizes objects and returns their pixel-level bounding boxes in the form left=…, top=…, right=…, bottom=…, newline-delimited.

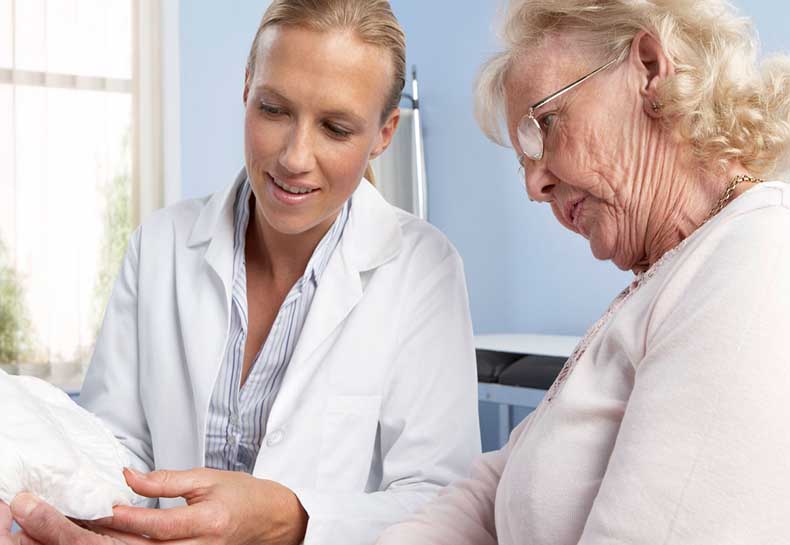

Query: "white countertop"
left=474, top=334, right=580, bottom=358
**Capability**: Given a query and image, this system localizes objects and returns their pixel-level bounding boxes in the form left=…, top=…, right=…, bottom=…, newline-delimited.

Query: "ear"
left=630, top=30, right=674, bottom=118
left=243, top=66, right=252, bottom=106
left=369, top=108, right=401, bottom=160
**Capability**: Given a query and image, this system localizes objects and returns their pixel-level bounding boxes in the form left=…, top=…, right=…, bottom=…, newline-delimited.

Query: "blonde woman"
left=379, top=0, right=790, bottom=544
left=1, top=1, right=480, bottom=544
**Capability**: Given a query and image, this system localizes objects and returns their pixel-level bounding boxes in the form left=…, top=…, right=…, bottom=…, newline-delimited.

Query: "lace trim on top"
left=546, top=237, right=692, bottom=402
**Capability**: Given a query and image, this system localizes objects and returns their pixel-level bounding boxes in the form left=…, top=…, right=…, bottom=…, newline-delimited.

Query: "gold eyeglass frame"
left=517, top=57, right=619, bottom=162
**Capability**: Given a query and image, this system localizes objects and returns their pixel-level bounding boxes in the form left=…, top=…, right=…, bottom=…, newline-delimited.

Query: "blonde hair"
left=247, top=0, right=407, bottom=185
left=476, top=0, right=790, bottom=178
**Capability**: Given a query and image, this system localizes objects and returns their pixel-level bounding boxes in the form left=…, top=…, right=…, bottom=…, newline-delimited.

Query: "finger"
left=11, top=493, right=103, bottom=545
left=0, top=534, right=21, bottom=545
left=80, top=526, right=156, bottom=545
left=90, top=525, right=200, bottom=545
left=0, top=502, right=13, bottom=537
left=123, top=468, right=209, bottom=499
left=16, top=534, right=44, bottom=545
left=91, top=503, right=215, bottom=541
left=0, top=503, right=23, bottom=545
left=0, top=504, right=35, bottom=545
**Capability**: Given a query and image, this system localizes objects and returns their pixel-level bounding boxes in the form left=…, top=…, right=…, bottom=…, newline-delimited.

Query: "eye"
left=324, top=122, right=353, bottom=139
left=259, top=102, right=285, bottom=116
left=539, top=113, right=557, bottom=131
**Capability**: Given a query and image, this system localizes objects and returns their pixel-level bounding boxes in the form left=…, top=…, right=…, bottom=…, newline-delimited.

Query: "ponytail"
left=363, top=163, right=376, bottom=186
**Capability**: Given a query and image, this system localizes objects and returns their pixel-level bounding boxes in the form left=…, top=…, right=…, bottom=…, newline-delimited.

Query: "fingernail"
left=11, top=494, right=40, bottom=521
left=124, top=467, right=143, bottom=478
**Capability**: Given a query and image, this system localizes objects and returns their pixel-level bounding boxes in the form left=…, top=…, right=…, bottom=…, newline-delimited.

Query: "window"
left=0, top=0, right=169, bottom=389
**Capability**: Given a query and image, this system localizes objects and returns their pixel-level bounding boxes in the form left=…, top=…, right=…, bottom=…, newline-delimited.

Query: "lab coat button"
left=266, top=430, right=284, bottom=447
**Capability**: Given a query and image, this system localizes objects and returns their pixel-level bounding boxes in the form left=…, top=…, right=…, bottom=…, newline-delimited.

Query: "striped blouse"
left=204, top=179, right=349, bottom=472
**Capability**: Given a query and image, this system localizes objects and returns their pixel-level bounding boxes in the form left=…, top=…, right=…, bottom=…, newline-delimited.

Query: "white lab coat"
left=79, top=169, right=481, bottom=544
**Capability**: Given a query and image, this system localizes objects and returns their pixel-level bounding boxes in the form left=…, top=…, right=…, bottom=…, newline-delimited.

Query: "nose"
left=278, top=123, right=316, bottom=174
left=523, top=158, right=555, bottom=202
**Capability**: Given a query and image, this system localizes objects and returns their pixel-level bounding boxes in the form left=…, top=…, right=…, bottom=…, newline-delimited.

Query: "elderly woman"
left=0, top=1, right=480, bottom=544
left=379, top=0, right=790, bottom=544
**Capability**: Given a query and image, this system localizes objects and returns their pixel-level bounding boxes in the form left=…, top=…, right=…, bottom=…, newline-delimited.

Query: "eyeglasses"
left=517, top=57, right=619, bottom=162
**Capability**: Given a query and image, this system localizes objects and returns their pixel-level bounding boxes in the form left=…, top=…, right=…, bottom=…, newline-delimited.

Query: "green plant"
left=92, top=163, right=133, bottom=334
left=0, top=239, right=32, bottom=364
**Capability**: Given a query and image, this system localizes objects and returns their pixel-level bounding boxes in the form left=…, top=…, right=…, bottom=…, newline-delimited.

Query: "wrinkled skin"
left=505, top=31, right=754, bottom=272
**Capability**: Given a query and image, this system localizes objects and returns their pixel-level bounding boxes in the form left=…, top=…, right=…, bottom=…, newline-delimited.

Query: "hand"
left=0, top=501, right=18, bottom=545
left=92, top=467, right=309, bottom=545
left=2, top=494, right=141, bottom=545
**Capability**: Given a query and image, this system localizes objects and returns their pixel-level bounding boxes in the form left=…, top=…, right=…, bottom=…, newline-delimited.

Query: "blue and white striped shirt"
left=204, top=179, right=349, bottom=472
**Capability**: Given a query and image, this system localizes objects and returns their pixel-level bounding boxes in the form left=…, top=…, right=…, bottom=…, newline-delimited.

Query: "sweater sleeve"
left=375, top=412, right=534, bottom=545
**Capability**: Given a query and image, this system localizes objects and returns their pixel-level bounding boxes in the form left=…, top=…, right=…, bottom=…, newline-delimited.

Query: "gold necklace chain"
left=703, top=174, right=764, bottom=224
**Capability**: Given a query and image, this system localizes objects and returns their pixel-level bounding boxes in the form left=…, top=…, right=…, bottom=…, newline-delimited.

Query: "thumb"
left=124, top=467, right=208, bottom=499
left=10, top=494, right=95, bottom=545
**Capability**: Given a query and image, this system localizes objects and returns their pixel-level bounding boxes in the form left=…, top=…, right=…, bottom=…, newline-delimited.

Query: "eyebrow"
left=255, top=85, right=367, bottom=127
left=531, top=57, right=619, bottom=111
left=256, top=85, right=291, bottom=104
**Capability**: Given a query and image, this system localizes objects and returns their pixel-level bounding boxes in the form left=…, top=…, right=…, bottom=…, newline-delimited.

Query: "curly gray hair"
left=476, top=0, right=790, bottom=177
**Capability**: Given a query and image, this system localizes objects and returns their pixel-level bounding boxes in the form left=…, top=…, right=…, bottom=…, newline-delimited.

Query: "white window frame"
left=1, top=0, right=181, bottom=223
left=0, top=1, right=181, bottom=388
left=134, top=0, right=181, bottom=224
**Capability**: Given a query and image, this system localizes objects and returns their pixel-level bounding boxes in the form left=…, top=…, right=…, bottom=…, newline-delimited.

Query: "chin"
left=605, top=249, right=639, bottom=272
left=257, top=207, right=311, bottom=236
left=589, top=242, right=610, bottom=261
left=268, top=216, right=317, bottom=236
left=588, top=234, right=619, bottom=266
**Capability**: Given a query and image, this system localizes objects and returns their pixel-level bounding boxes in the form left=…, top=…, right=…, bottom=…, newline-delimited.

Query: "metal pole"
left=411, top=66, right=428, bottom=220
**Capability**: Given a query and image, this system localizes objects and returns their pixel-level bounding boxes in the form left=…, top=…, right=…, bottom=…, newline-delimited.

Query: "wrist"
left=286, top=492, right=308, bottom=545
left=260, top=480, right=308, bottom=545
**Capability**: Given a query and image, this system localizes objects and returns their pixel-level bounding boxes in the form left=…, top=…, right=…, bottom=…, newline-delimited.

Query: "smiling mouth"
left=271, top=176, right=319, bottom=195
left=568, top=198, right=587, bottom=230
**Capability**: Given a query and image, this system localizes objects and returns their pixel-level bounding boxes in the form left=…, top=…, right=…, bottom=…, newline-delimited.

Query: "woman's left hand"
left=91, top=467, right=308, bottom=545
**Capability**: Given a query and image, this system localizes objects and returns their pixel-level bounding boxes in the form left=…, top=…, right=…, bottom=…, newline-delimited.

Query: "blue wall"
left=180, top=1, right=789, bottom=336
left=179, top=1, right=790, bottom=452
left=390, top=1, right=632, bottom=336
left=179, top=2, right=262, bottom=201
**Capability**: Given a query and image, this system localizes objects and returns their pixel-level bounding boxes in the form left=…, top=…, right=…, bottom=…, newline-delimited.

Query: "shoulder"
left=124, top=190, right=222, bottom=267
left=718, top=180, right=790, bottom=227
left=643, top=182, right=790, bottom=340
left=347, top=181, right=465, bottom=275
left=687, top=181, right=790, bottom=267
left=392, top=207, right=464, bottom=271
left=138, top=194, right=212, bottom=239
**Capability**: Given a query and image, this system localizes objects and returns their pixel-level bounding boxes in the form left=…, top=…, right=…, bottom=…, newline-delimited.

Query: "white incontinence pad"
left=0, top=369, right=138, bottom=520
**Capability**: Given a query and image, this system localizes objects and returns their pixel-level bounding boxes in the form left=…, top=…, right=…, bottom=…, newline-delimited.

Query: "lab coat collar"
left=186, top=166, right=404, bottom=275
left=187, top=168, right=246, bottom=249
left=340, top=175, right=403, bottom=272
